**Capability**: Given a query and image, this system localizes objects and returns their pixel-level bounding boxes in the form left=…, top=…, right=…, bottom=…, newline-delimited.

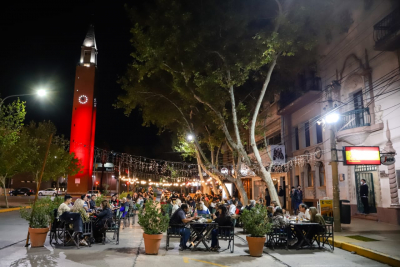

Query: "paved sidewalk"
left=333, top=218, right=400, bottom=265
left=0, top=211, right=391, bottom=267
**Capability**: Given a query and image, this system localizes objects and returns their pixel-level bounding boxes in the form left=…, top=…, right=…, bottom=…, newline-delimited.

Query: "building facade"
left=318, top=0, right=400, bottom=224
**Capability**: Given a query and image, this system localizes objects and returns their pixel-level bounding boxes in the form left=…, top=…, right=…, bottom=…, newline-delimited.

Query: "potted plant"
left=153, top=191, right=157, bottom=201
left=20, top=197, right=54, bottom=247
left=240, top=204, right=271, bottom=257
left=138, top=199, right=169, bottom=255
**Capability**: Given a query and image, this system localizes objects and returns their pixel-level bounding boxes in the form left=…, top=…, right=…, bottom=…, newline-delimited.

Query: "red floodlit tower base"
left=67, top=25, right=98, bottom=195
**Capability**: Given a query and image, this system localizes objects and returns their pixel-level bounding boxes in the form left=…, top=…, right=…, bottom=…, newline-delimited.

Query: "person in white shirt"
left=171, top=198, right=182, bottom=215
left=229, top=200, right=237, bottom=215
left=58, top=195, right=72, bottom=217
left=298, top=203, right=310, bottom=220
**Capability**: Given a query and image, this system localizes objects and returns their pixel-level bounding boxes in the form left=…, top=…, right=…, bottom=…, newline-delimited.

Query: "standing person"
left=290, top=187, right=296, bottom=214
left=265, top=187, right=271, bottom=206
left=295, top=185, right=303, bottom=214
left=360, top=179, right=369, bottom=214
left=278, top=186, right=285, bottom=208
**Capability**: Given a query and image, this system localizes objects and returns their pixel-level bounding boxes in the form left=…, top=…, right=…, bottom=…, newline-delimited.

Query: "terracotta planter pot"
left=29, top=227, right=49, bottom=247
left=246, top=236, right=266, bottom=257
left=143, top=233, right=163, bottom=255
left=153, top=197, right=156, bottom=201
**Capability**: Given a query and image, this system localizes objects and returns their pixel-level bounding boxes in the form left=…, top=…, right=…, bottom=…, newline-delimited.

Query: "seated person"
left=210, top=205, right=232, bottom=251
left=298, top=203, right=310, bottom=220
left=272, top=208, right=297, bottom=246
left=93, top=200, right=113, bottom=243
left=272, top=208, right=288, bottom=228
left=229, top=200, right=237, bottom=216
left=81, top=194, right=90, bottom=211
left=306, top=207, right=326, bottom=241
left=245, top=199, right=256, bottom=210
left=169, top=204, right=198, bottom=251
left=89, top=195, right=97, bottom=210
left=110, top=195, right=119, bottom=208
left=71, top=199, right=90, bottom=223
left=71, top=198, right=90, bottom=246
left=197, top=201, right=210, bottom=215
left=266, top=206, right=274, bottom=222
left=171, top=198, right=182, bottom=215
left=58, top=195, right=72, bottom=217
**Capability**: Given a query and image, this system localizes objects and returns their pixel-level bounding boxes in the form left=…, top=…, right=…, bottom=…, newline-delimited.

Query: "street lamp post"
left=326, top=93, right=342, bottom=232
left=0, top=90, right=47, bottom=110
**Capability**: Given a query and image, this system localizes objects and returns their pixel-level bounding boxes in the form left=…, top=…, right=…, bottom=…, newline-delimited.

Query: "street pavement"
left=336, top=218, right=400, bottom=261
left=0, top=211, right=390, bottom=267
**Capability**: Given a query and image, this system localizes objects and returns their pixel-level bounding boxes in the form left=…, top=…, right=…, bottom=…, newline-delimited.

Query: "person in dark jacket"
left=210, top=205, right=232, bottom=251
left=93, top=200, right=113, bottom=242
left=290, top=187, right=297, bottom=214
left=278, top=186, right=285, bottom=208
left=360, top=179, right=369, bottom=214
left=294, top=185, right=303, bottom=214
left=265, top=188, right=271, bottom=206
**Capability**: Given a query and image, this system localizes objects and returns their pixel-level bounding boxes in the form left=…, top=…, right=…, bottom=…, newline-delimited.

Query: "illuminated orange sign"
left=344, top=146, right=380, bottom=165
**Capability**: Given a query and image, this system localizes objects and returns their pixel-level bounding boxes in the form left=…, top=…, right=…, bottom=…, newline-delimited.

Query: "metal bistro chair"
left=49, top=209, right=66, bottom=246
left=60, top=215, right=93, bottom=249
left=266, top=225, right=289, bottom=250
left=166, top=224, right=185, bottom=251
left=318, top=223, right=334, bottom=251
left=217, top=223, right=235, bottom=253
left=103, top=210, right=122, bottom=245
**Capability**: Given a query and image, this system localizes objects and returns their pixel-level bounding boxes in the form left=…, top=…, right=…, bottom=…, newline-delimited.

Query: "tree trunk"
left=197, top=156, right=210, bottom=194
left=235, top=176, right=249, bottom=205
left=0, top=175, right=9, bottom=209
left=248, top=56, right=280, bottom=206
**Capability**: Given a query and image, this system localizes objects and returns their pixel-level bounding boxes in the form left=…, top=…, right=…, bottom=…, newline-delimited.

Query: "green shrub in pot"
left=138, top=199, right=169, bottom=234
left=240, top=204, right=271, bottom=237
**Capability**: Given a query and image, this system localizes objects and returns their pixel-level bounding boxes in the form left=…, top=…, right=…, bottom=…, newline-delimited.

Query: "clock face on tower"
left=78, top=95, right=88, bottom=104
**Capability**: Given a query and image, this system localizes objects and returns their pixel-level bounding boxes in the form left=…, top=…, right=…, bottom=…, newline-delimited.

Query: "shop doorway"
left=355, top=170, right=377, bottom=213
left=242, top=178, right=252, bottom=200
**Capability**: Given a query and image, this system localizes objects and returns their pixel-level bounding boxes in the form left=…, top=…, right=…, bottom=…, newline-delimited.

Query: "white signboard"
left=270, top=145, right=286, bottom=165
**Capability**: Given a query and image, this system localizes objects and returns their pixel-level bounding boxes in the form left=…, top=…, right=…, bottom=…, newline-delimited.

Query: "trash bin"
left=340, top=200, right=351, bottom=224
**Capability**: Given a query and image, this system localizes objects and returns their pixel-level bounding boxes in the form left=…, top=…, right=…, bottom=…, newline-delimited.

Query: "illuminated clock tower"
left=67, top=25, right=98, bottom=195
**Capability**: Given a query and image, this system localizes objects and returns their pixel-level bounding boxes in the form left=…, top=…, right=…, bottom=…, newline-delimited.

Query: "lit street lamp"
left=187, top=134, right=194, bottom=142
left=0, top=89, right=47, bottom=110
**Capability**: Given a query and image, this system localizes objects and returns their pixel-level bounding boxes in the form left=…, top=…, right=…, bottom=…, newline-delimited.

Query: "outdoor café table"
left=189, top=221, right=218, bottom=251
left=289, top=221, right=320, bottom=249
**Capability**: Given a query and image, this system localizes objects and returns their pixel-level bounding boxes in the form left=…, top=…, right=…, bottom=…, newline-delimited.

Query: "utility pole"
left=327, top=86, right=341, bottom=232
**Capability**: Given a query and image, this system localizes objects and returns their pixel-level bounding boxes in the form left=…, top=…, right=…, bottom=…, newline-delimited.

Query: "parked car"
left=87, top=190, right=101, bottom=197
left=9, top=187, right=34, bottom=196
left=38, top=188, right=64, bottom=196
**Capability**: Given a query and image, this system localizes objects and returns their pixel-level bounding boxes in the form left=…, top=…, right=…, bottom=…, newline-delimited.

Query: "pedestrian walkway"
left=0, top=211, right=391, bottom=267
left=332, top=218, right=400, bottom=265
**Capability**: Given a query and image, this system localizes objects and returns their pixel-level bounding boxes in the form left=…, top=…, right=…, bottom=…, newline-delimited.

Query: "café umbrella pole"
left=25, top=133, right=53, bottom=247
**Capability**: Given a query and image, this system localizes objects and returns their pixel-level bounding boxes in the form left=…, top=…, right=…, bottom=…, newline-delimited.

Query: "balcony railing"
left=374, top=7, right=400, bottom=51
left=339, top=108, right=371, bottom=131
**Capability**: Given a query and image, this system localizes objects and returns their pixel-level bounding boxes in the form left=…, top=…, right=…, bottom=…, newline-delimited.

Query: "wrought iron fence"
left=373, top=7, right=400, bottom=45
left=339, top=108, right=371, bottom=131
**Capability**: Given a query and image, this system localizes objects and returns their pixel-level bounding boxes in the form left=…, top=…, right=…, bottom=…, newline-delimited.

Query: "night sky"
left=0, top=0, right=180, bottom=161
